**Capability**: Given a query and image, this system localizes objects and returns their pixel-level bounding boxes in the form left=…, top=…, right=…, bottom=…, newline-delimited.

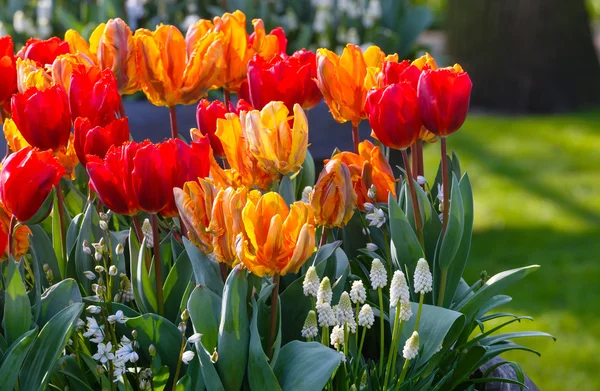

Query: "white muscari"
left=317, top=276, right=333, bottom=307
left=414, top=258, right=433, bottom=295
left=301, top=186, right=313, bottom=204
left=358, top=304, right=375, bottom=328
left=301, top=310, right=319, bottom=339
left=403, top=331, right=420, bottom=360
left=303, top=266, right=320, bottom=297
left=142, top=218, right=153, bottom=247
left=390, top=270, right=410, bottom=307
left=370, top=259, right=387, bottom=289
left=366, top=207, right=386, bottom=228
left=317, top=303, right=336, bottom=327
left=350, top=280, right=366, bottom=304
left=330, top=325, right=345, bottom=350
left=398, top=302, right=413, bottom=322
left=336, top=292, right=354, bottom=325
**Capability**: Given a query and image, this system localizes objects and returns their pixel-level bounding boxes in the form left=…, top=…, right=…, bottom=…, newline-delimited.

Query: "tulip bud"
left=311, top=159, right=357, bottom=228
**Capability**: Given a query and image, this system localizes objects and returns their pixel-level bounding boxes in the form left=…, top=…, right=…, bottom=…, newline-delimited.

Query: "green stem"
left=322, top=326, right=329, bottom=347
left=414, top=294, right=425, bottom=332
left=401, top=149, right=424, bottom=248
left=354, top=302, right=360, bottom=346
left=397, top=358, right=411, bottom=389
left=377, top=287, right=385, bottom=375
left=319, top=226, right=329, bottom=248
left=383, top=300, right=402, bottom=390
left=441, top=137, right=449, bottom=235
left=437, top=268, right=448, bottom=307
left=55, top=184, right=67, bottom=268
left=269, top=274, right=280, bottom=360
left=171, top=335, right=186, bottom=391
left=343, top=323, right=349, bottom=359
left=390, top=320, right=405, bottom=382
left=354, top=327, right=367, bottom=384
left=7, top=216, right=15, bottom=258
left=151, top=214, right=165, bottom=316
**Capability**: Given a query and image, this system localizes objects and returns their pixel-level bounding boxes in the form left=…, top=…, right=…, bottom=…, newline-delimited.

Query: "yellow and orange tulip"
left=237, top=192, right=316, bottom=277
left=311, top=159, right=357, bottom=227
left=16, top=58, right=51, bottom=93
left=51, top=53, right=99, bottom=93
left=315, top=44, right=396, bottom=126
left=244, top=102, right=308, bottom=176
left=0, top=201, right=31, bottom=261
left=135, top=24, right=224, bottom=107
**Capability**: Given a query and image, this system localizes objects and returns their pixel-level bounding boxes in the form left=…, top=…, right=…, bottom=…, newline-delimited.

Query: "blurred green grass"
left=422, top=111, right=600, bottom=390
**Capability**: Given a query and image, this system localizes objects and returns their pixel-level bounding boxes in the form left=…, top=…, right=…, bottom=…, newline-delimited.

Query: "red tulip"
left=417, top=67, right=472, bottom=137
left=160, top=138, right=211, bottom=217
left=240, top=50, right=322, bottom=111
left=17, top=37, right=70, bottom=66
left=228, top=98, right=254, bottom=115
left=0, top=147, right=64, bottom=222
left=11, top=85, right=72, bottom=151
left=0, top=36, right=17, bottom=108
left=249, top=26, right=288, bottom=55
left=365, top=82, right=421, bottom=150
left=70, top=68, right=121, bottom=127
left=196, top=99, right=227, bottom=157
left=378, top=60, right=421, bottom=89
left=74, top=117, right=130, bottom=166
left=87, top=142, right=141, bottom=216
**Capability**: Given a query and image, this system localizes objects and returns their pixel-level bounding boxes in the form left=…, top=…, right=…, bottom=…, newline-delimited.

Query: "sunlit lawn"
left=422, top=111, right=600, bottom=390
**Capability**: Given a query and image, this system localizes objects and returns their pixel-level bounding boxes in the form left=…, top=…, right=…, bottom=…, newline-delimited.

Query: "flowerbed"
left=0, top=11, right=553, bottom=391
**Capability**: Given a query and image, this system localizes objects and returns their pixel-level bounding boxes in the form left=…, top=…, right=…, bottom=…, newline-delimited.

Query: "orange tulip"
left=0, top=201, right=31, bottom=261
left=210, top=187, right=261, bottom=265
left=331, top=140, right=396, bottom=209
left=51, top=52, right=99, bottom=93
left=135, top=24, right=224, bottom=106
left=311, top=159, right=357, bottom=227
left=15, top=58, right=51, bottom=93
left=237, top=192, right=316, bottom=277
left=315, top=44, right=396, bottom=126
left=209, top=11, right=281, bottom=92
left=213, top=112, right=276, bottom=190
left=65, top=18, right=139, bottom=94
left=173, top=178, right=218, bottom=254
left=244, top=102, right=308, bottom=176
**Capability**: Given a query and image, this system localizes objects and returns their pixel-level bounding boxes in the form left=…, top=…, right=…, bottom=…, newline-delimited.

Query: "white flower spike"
left=350, top=280, right=366, bottom=304
left=317, top=276, right=333, bottom=307
left=358, top=304, right=375, bottom=328
left=301, top=310, right=319, bottom=339
left=403, top=331, right=420, bottom=360
left=414, top=258, right=433, bottom=295
left=390, top=270, right=410, bottom=307
left=370, top=259, right=387, bottom=289
left=303, top=266, right=320, bottom=297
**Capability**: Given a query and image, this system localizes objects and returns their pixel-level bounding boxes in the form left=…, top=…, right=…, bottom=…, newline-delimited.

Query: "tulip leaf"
left=131, top=236, right=158, bottom=314
left=19, top=303, right=84, bottom=391
left=38, top=278, right=82, bottom=326
left=163, top=250, right=193, bottom=323
left=126, top=313, right=183, bottom=374
left=74, top=203, right=102, bottom=295
left=443, top=173, right=474, bottom=307
left=184, top=351, right=206, bottom=391
left=294, top=149, right=315, bottom=201
left=66, top=213, right=84, bottom=264
left=194, top=341, right=225, bottom=391
left=436, top=174, right=464, bottom=271
left=279, top=174, right=296, bottom=205
left=28, top=225, right=62, bottom=286
left=273, top=341, right=341, bottom=391
left=4, top=256, right=32, bottom=345
left=216, top=265, right=249, bottom=391
left=183, top=237, right=224, bottom=297
left=0, top=327, right=38, bottom=390
left=457, top=266, right=540, bottom=322
left=248, top=299, right=281, bottom=391
left=188, top=285, right=222, bottom=353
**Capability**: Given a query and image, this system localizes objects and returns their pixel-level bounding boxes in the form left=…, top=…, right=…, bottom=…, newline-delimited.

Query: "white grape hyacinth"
left=349, top=280, right=366, bottom=304
left=403, top=331, right=420, bottom=360
left=398, top=302, right=413, bottom=321
left=330, top=325, right=345, bottom=350
left=390, top=270, right=410, bottom=307
left=303, top=266, right=320, bottom=297
left=414, top=258, right=433, bottom=295
left=317, top=276, right=333, bottom=307
left=370, top=259, right=387, bottom=289
left=336, top=292, right=354, bottom=325
left=301, top=311, right=319, bottom=339
left=358, top=304, right=375, bottom=328
left=317, top=303, right=336, bottom=327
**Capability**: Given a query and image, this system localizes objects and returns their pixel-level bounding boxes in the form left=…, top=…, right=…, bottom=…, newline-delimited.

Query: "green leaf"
left=176, top=375, right=192, bottom=391
left=248, top=299, right=281, bottom=391
left=38, top=278, right=82, bottom=326
left=163, top=250, right=193, bottom=322
left=216, top=265, right=249, bottom=391
left=279, top=174, right=296, bottom=205
left=388, top=193, right=423, bottom=284
left=185, top=350, right=206, bottom=391
left=475, top=295, right=512, bottom=318
left=132, top=237, right=158, bottom=313
left=0, top=327, right=38, bottom=390
left=443, top=173, right=474, bottom=307
left=153, top=365, right=171, bottom=391
left=28, top=225, right=62, bottom=284
left=20, top=303, right=84, bottom=391
left=183, top=237, right=224, bottom=296
left=398, top=6, right=433, bottom=56
left=478, top=331, right=555, bottom=346
left=74, top=203, right=102, bottom=295
left=449, top=345, right=487, bottom=389
left=273, top=341, right=341, bottom=391
left=188, top=285, right=222, bottom=353
left=294, top=150, right=315, bottom=201
left=481, top=342, right=542, bottom=361
left=194, top=341, right=224, bottom=391
left=126, top=313, right=182, bottom=374
left=4, top=256, right=32, bottom=345
left=52, top=192, right=64, bottom=269
left=436, top=174, right=464, bottom=271
left=457, top=266, right=540, bottom=322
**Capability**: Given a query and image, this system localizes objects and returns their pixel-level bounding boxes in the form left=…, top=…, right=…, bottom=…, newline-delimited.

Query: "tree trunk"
left=446, top=0, right=600, bottom=113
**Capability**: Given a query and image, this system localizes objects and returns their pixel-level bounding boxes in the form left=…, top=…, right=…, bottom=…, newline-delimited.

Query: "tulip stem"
left=319, top=226, right=329, bottom=248
left=417, top=140, right=425, bottom=180
left=351, top=123, right=360, bottom=154
left=441, top=137, right=449, bottom=235
left=151, top=214, right=165, bottom=316
left=55, top=184, right=68, bottom=267
left=168, top=106, right=179, bottom=139
left=411, top=144, right=419, bottom=180
left=269, top=273, right=280, bottom=360
left=401, top=150, right=424, bottom=248
left=7, top=216, right=16, bottom=258
left=223, top=90, right=231, bottom=111
left=132, top=215, right=150, bottom=270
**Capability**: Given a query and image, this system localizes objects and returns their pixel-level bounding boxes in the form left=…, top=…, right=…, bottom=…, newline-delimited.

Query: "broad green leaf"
left=20, top=303, right=84, bottom=391
left=481, top=342, right=542, bottom=362
left=58, top=355, right=95, bottom=391
left=248, top=299, right=281, bottom=391
left=4, top=256, right=32, bottom=345
left=126, top=313, right=182, bottom=373
left=443, top=173, right=474, bottom=307
left=436, top=174, right=464, bottom=271
left=188, top=285, right=222, bottom=353
left=66, top=214, right=83, bottom=265
left=388, top=193, right=423, bottom=287
left=74, top=203, right=102, bottom=295
left=449, top=345, right=487, bottom=389
left=216, top=265, right=249, bottom=391
left=183, top=237, right=224, bottom=296
left=294, top=149, right=315, bottom=201
left=398, top=5, right=433, bottom=57
left=478, top=331, right=555, bottom=346
left=195, top=341, right=224, bottom=391
left=0, top=327, right=38, bottom=390
left=132, top=237, right=158, bottom=313
left=279, top=174, right=296, bottom=205
left=457, top=266, right=540, bottom=322
left=185, top=350, right=206, bottom=391
left=153, top=365, right=171, bottom=391
left=273, top=341, right=341, bottom=391
left=28, top=225, right=62, bottom=284
left=38, top=278, right=82, bottom=325
left=163, top=250, right=193, bottom=322
left=475, top=295, right=512, bottom=318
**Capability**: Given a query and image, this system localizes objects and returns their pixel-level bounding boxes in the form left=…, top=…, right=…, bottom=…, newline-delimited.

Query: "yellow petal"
left=3, top=119, right=30, bottom=152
